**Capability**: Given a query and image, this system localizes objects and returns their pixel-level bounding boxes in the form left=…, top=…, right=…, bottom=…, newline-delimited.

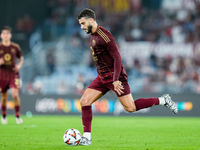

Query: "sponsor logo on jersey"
left=4, top=53, right=12, bottom=65
left=90, top=46, right=94, bottom=55
left=90, top=46, right=98, bottom=61
left=4, top=53, right=11, bottom=61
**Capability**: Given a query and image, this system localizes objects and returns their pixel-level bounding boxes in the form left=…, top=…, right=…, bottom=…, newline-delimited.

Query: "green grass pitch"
left=0, top=115, right=199, bottom=150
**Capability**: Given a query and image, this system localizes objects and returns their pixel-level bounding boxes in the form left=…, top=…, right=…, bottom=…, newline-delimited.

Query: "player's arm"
left=13, top=56, right=23, bottom=72
left=107, top=39, right=124, bottom=95
left=107, top=40, right=122, bottom=82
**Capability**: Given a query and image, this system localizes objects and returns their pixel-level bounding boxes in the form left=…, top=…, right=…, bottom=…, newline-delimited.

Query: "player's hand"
left=12, top=65, right=20, bottom=72
left=0, top=58, right=5, bottom=66
left=113, top=80, right=124, bottom=96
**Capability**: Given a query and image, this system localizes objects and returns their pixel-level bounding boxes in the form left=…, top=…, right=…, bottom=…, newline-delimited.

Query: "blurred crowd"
left=20, top=0, right=200, bottom=94
left=43, top=0, right=200, bottom=44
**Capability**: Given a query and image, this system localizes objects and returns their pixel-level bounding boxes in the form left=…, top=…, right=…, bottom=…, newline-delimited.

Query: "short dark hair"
left=1, top=26, right=12, bottom=33
left=77, top=8, right=96, bottom=20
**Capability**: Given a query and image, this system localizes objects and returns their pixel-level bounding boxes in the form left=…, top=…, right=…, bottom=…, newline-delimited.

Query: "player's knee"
left=124, top=107, right=136, bottom=112
left=80, top=96, right=91, bottom=106
left=11, top=92, right=19, bottom=100
left=1, top=94, right=7, bottom=101
left=1, top=96, right=7, bottom=102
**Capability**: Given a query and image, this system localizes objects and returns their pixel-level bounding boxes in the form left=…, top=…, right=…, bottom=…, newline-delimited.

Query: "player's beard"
left=86, top=25, right=92, bottom=34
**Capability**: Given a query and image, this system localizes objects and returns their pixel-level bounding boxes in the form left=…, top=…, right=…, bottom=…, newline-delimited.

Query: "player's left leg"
left=118, top=94, right=160, bottom=112
left=118, top=93, right=178, bottom=114
left=1, top=91, right=8, bottom=124
left=110, top=81, right=178, bottom=113
left=105, top=81, right=160, bottom=112
left=11, top=88, right=23, bottom=124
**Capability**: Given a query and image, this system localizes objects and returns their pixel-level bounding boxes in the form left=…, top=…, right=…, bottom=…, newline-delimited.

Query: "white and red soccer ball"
left=63, top=128, right=81, bottom=146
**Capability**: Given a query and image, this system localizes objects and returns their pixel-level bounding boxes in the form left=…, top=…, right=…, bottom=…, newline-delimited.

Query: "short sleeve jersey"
left=0, top=42, right=22, bottom=80
left=90, top=26, right=127, bottom=83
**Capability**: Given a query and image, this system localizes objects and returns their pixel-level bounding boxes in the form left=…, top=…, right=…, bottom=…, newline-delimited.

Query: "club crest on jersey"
left=92, top=39, right=96, bottom=46
left=11, top=48, right=15, bottom=53
left=0, top=50, right=3, bottom=54
left=4, top=53, right=11, bottom=61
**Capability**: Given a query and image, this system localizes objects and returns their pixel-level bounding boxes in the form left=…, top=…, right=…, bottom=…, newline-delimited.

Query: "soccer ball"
left=63, top=128, right=82, bottom=146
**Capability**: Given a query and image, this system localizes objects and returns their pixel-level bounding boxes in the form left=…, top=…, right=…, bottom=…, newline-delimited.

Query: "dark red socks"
left=1, top=105, right=7, bottom=118
left=134, top=98, right=159, bottom=111
left=82, top=106, right=92, bottom=132
left=1, top=105, right=20, bottom=118
left=14, top=105, right=20, bottom=118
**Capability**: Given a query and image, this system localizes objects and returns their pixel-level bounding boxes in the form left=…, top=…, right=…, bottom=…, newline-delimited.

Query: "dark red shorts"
left=88, top=76, right=131, bottom=97
left=0, top=78, right=20, bottom=93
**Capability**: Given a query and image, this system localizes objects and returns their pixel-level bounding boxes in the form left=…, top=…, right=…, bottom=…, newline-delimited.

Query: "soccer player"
left=77, top=8, right=178, bottom=145
left=0, top=26, right=23, bottom=124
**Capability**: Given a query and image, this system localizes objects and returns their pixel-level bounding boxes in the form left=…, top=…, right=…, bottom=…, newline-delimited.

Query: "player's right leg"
left=79, top=88, right=103, bottom=146
left=1, top=91, right=8, bottom=125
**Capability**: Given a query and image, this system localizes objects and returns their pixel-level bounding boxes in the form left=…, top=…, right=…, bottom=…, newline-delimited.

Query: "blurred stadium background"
left=1, top=0, right=200, bottom=116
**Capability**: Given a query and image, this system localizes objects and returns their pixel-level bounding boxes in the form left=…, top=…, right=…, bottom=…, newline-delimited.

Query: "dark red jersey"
left=0, top=42, right=22, bottom=80
left=90, top=26, right=127, bottom=83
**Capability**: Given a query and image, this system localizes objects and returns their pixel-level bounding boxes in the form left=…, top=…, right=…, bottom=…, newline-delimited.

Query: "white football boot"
left=161, top=94, right=178, bottom=114
left=16, top=117, right=23, bottom=124
left=79, top=137, right=91, bottom=146
left=1, top=117, right=7, bottom=125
